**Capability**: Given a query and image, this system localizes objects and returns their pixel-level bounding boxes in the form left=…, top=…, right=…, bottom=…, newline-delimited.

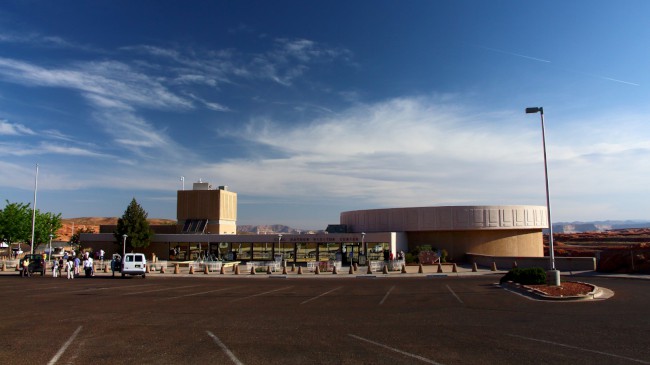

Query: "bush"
left=500, top=267, right=547, bottom=285
left=404, top=253, right=416, bottom=264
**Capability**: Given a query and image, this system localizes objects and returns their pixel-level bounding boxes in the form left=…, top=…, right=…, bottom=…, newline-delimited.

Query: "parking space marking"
left=67, top=283, right=156, bottom=294
left=300, top=286, right=342, bottom=305
left=229, top=286, right=293, bottom=303
left=47, top=325, right=82, bottom=365
left=206, top=331, right=244, bottom=365
left=507, top=334, right=650, bottom=364
left=446, top=285, right=463, bottom=304
left=158, top=286, right=240, bottom=301
left=119, top=284, right=201, bottom=296
left=379, top=285, right=395, bottom=305
left=348, top=334, right=444, bottom=365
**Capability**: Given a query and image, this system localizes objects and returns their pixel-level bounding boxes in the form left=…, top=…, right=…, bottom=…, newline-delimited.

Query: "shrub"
left=500, top=267, right=547, bottom=285
left=404, top=253, right=416, bottom=264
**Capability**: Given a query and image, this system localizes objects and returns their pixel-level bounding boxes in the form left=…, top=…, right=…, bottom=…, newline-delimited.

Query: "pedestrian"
left=99, top=249, right=105, bottom=262
left=83, top=255, right=94, bottom=277
left=52, top=259, right=59, bottom=277
left=58, top=258, right=63, bottom=277
left=22, top=257, right=30, bottom=278
left=66, top=258, right=74, bottom=279
left=74, top=256, right=81, bottom=277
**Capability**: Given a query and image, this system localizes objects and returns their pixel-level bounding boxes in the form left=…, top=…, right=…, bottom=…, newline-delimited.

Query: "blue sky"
left=1, top=1, right=649, bottom=229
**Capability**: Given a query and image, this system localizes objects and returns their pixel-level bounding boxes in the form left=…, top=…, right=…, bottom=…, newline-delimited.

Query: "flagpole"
left=30, top=163, right=39, bottom=255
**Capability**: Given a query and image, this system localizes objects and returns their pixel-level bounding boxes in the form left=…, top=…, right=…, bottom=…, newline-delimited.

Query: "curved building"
left=340, top=205, right=547, bottom=260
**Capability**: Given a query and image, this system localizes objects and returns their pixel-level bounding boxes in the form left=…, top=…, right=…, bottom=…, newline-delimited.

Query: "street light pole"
left=122, top=234, right=128, bottom=259
left=278, top=234, right=283, bottom=266
left=48, top=234, right=53, bottom=263
left=526, top=107, right=560, bottom=286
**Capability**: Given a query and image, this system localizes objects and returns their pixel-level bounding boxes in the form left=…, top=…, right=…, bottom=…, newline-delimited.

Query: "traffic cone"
left=204, top=265, right=209, bottom=274
left=367, top=265, right=373, bottom=274
left=297, top=266, right=303, bottom=275
left=437, top=263, right=443, bottom=273
left=491, top=262, right=497, bottom=271
left=418, top=264, right=423, bottom=274
left=104, top=264, right=109, bottom=273
left=220, top=265, right=225, bottom=274
left=189, top=265, right=195, bottom=274
left=332, top=265, right=338, bottom=274
left=267, top=266, right=272, bottom=274
left=472, top=262, right=478, bottom=272
left=315, top=265, right=320, bottom=275
left=401, top=264, right=407, bottom=274
left=291, top=264, right=295, bottom=272
left=353, top=263, right=358, bottom=271
left=250, top=266, right=256, bottom=275
left=382, top=265, right=389, bottom=274
left=146, top=265, right=150, bottom=273
left=234, top=265, right=240, bottom=275
left=232, top=264, right=236, bottom=272
left=1, top=263, right=5, bottom=272
left=282, top=266, right=287, bottom=275
left=160, top=265, right=166, bottom=274
left=174, top=264, right=179, bottom=274
left=349, top=265, right=354, bottom=274
left=452, top=263, right=458, bottom=273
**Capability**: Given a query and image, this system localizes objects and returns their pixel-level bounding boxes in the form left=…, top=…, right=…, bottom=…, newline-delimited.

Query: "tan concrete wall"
left=407, top=230, right=543, bottom=260
left=467, top=253, right=596, bottom=271
left=177, top=189, right=237, bottom=234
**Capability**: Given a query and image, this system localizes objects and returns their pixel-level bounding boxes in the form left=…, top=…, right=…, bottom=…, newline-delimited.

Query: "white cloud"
left=0, top=119, right=35, bottom=135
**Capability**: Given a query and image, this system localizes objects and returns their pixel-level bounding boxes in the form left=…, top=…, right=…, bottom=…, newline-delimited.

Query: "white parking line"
left=229, top=286, right=293, bottom=303
left=348, top=334, right=444, bottom=365
left=47, top=325, right=82, bottom=365
left=446, top=285, right=463, bottom=304
left=379, top=285, right=395, bottom=305
left=158, top=286, right=239, bottom=301
left=206, top=331, right=244, bottom=365
left=300, top=286, right=342, bottom=305
left=507, top=334, right=650, bottom=364
left=119, top=284, right=201, bottom=296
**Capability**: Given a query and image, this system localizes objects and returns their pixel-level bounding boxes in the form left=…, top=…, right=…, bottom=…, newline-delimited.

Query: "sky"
left=1, top=1, right=649, bottom=229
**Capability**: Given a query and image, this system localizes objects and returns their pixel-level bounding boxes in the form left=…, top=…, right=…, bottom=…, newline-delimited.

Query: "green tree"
left=33, top=211, right=62, bottom=249
left=114, top=198, right=153, bottom=253
left=0, top=201, right=32, bottom=244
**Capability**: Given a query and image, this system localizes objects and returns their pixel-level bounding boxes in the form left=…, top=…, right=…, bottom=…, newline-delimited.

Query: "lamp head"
left=525, top=107, right=543, bottom=114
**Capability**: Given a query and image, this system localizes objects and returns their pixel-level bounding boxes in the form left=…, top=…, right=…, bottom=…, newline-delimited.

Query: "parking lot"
left=2, top=275, right=649, bottom=364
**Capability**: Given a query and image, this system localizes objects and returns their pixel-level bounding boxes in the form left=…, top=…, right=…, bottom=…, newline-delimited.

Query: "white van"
left=122, top=253, right=147, bottom=278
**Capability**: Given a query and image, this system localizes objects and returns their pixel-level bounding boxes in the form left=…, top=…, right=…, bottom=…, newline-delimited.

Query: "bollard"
left=282, top=266, right=288, bottom=275
left=204, top=265, right=209, bottom=275
left=437, top=263, right=443, bottom=273
left=332, top=265, right=338, bottom=275
left=353, top=263, right=358, bottom=272
left=160, top=265, right=166, bottom=274
left=491, top=262, right=497, bottom=271
left=234, top=265, right=240, bottom=275
left=367, top=265, right=373, bottom=275
left=452, top=263, right=458, bottom=273
left=382, top=264, right=389, bottom=275
left=174, top=264, right=180, bottom=274
left=146, top=264, right=150, bottom=274
left=189, top=265, right=195, bottom=274
left=267, top=265, right=272, bottom=274
left=418, top=264, right=423, bottom=274
left=401, top=264, right=407, bottom=274
left=315, top=265, right=320, bottom=275
left=472, top=262, right=478, bottom=272
left=104, top=264, right=109, bottom=273
left=220, top=265, right=225, bottom=275
left=297, top=266, right=303, bottom=275
left=348, top=265, right=354, bottom=274
left=251, top=266, right=256, bottom=275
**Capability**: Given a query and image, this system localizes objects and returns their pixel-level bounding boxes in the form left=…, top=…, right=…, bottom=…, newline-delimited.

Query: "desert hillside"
left=57, top=217, right=176, bottom=242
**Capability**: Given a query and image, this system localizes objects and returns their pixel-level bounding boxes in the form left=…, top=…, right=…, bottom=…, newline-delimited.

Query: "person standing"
left=52, top=259, right=59, bottom=278
left=66, top=258, right=74, bottom=279
left=74, top=256, right=81, bottom=277
left=22, top=257, right=30, bottom=278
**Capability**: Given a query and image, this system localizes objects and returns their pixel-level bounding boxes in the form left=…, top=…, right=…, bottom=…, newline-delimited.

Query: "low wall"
left=466, top=253, right=596, bottom=271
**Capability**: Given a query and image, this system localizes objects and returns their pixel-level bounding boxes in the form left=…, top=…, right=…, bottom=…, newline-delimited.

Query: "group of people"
left=51, top=251, right=98, bottom=279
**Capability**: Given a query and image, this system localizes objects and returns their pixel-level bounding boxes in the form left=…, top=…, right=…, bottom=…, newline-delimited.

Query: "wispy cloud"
left=0, top=119, right=35, bottom=135
left=476, top=45, right=552, bottom=63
